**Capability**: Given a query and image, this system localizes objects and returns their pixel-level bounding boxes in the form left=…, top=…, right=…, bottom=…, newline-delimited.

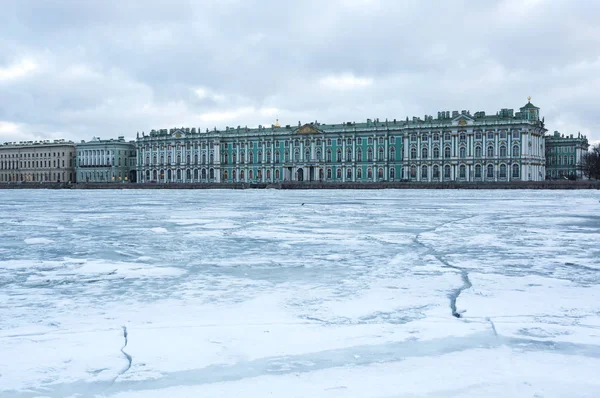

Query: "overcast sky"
left=1, top=0, right=599, bottom=145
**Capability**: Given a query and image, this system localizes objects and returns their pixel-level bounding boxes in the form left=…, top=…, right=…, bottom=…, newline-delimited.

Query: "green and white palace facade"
left=135, top=100, right=547, bottom=184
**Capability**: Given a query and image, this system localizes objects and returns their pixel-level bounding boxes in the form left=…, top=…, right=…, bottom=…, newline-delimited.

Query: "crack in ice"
left=414, top=216, right=475, bottom=319
left=119, top=326, right=132, bottom=378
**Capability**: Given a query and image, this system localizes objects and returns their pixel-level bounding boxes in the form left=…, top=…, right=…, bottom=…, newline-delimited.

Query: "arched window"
left=459, top=147, right=466, bottom=158
left=305, top=149, right=310, bottom=161
left=241, top=151, right=245, bottom=163
left=512, top=163, right=520, bottom=178
left=368, top=167, right=373, bottom=179
left=275, top=169, right=280, bottom=180
left=326, top=150, right=332, bottom=162
left=357, top=148, right=363, bottom=161
left=347, top=168, right=352, bottom=179
left=224, top=153, right=229, bottom=164
left=475, top=146, right=482, bottom=157
left=257, top=169, right=262, bottom=180
left=357, top=167, right=363, bottom=179
left=368, top=148, right=373, bottom=161
left=327, top=168, right=332, bottom=179
left=336, top=168, right=342, bottom=179
left=194, top=169, right=199, bottom=180
left=284, top=151, right=290, bottom=162
left=378, top=167, right=384, bottom=179
left=258, top=150, right=263, bottom=163
left=194, top=154, right=198, bottom=164
left=459, top=164, right=466, bottom=178
left=336, top=149, right=342, bottom=162
left=433, top=165, right=439, bottom=179
left=347, top=148, right=352, bottom=162
left=389, top=147, right=395, bottom=161
left=177, top=155, right=181, bottom=164
left=421, top=165, right=428, bottom=180
left=378, top=147, right=384, bottom=161
left=389, top=167, right=395, bottom=179
left=186, top=169, right=191, bottom=180
left=294, top=150, right=300, bottom=162
left=444, top=146, right=451, bottom=158
left=249, top=152, right=254, bottom=163
left=499, top=164, right=507, bottom=178
left=433, top=147, right=439, bottom=159
left=267, top=169, right=271, bottom=180
left=487, top=146, right=494, bottom=157
left=202, top=153, right=206, bottom=164
left=512, top=145, right=519, bottom=157
left=500, top=146, right=507, bottom=157
left=475, top=164, right=482, bottom=178
left=275, top=151, right=280, bottom=163
left=240, top=170, right=245, bottom=180
left=411, top=148, right=417, bottom=159
left=249, top=170, right=253, bottom=180
left=201, top=168, right=207, bottom=179
left=487, top=164, right=494, bottom=178
left=167, top=169, right=172, bottom=180
left=421, top=147, right=428, bottom=159
left=232, top=169, right=237, bottom=181
left=316, top=149, right=321, bottom=162
left=209, top=168, right=214, bottom=179
left=444, top=165, right=451, bottom=178
left=266, top=150, right=271, bottom=163
left=422, top=133, right=428, bottom=141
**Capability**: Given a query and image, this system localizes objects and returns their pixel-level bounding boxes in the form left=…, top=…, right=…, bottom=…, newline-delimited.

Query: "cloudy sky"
left=1, top=0, right=599, bottom=145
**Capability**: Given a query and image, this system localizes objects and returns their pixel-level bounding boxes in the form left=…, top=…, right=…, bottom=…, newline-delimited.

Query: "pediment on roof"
left=294, top=124, right=322, bottom=135
left=451, top=114, right=474, bottom=127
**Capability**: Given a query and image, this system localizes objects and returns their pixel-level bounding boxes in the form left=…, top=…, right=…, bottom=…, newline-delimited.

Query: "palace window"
left=337, top=138, right=342, bottom=146
left=305, top=139, right=310, bottom=147
left=487, top=146, right=494, bottom=157
left=275, top=169, right=280, bottom=180
left=316, top=149, right=321, bottom=162
left=295, top=139, right=300, bottom=147
left=500, top=131, right=507, bottom=139
left=422, top=133, right=428, bottom=141
left=347, top=168, right=352, bottom=179
left=475, top=146, right=482, bottom=157
left=421, top=165, right=428, bottom=180
left=285, top=140, right=289, bottom=147
left=267, top=150, right=272, bottom=163
left=326, top=150, right=332, bottom=162
left=186, top=169, right=191, bottom=180
left=410, top=165, right=417, bottom=179
left=390, top=167, right=395, bottom=179
left=357, top=137, right=362, bottom=145
left=499, top=164, right=507, bottom=178
left=240, top=170, right=245, bottom=180
left=327, top=138, right=332, bottom=146
left=444, top=146, right=451, bottom=158
left=475, top=132, right=482, bottom=140
left=378, top=167, right=384, bottom=179
left=444, top=165, right=451, bottom=178
left=433, top=133, right=439, bottom=141
left=410, top=134, right=416, bottom=142
left=348, top=138, right=352, bottom=145
left=487, top=131, right=494, bottom=140
left=347, top=148, right=352, bottom=162
left=512, top=163, right=520, bottom=178
left=357, top=148, right=363, bottom=161
left=410, top=148, right=417, bottom=159
left=368, top=167, right=373, bottom=179
left=377, top=136, right=383, bottom=145
left=316, top=139, right=321, bottom=146
left=275, top=151, right=281, bottom=163
left=433, top=165, right=439, bottom=179
left=487, top=164, right=494, bottom=178
left=459, top=133, right=466, bottom=142
left=327, top=168, right=332, bottom=179
left=336, top=168, right=342, bottom=179
left=389, top=136, right=394, bottom=143
left=249, top=170, right=253, bottom=180
left=210, top=152, right=214, bottom=163
left=433, top=147, right=439, bottom=159
left=389, top=147, right=395, bottom=161
left=266, top=170, right=271, bottom=180
left=378, top=147, right=384, bottom=161
left=421, top=147, right=428, bottom=159
left=336, top=149, right=342, bottom=162
left=258, top=150, right=263, bottom=163
left=459, top=165, right=466, bottom=178
left=223, top=153, right=229, bottom=164
left=194, top=169, right=199, bottom=180
left=459, top=147, right=466, bottom=158
left=512, top=145, right=519, bottom=157
left=475, top=164, right=482, bottom=178
left=367, top=148, right=373, bottom=161
left=368, top=137, right=373, bottom=145
left=202, top=168, right=207, bottom=179
left=240, top=151, right=245, bottom=163
left=249, top=152, right=254, bottom=163
left=285, top=151, right=289, bottom=162
left=500, top=146, right=507, bottom=157
left=444, top=133, right=451, bottom=141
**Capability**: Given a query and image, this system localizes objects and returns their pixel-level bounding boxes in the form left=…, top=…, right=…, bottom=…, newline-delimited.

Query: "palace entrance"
left=297, top=168, right=304, bottom=181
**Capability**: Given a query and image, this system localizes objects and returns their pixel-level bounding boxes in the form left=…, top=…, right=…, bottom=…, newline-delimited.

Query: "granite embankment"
left=1, top=181, right=599, bottom=190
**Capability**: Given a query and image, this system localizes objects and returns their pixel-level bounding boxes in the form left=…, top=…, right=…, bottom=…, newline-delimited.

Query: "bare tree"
left=577, top=145, right=600, bottom=180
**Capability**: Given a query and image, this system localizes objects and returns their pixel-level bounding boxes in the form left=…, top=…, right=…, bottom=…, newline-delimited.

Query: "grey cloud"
left=0, top=0, right=598, bottom=144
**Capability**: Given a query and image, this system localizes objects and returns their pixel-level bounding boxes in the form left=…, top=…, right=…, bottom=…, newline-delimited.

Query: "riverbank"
left=1, top=181, right=599, bottom=190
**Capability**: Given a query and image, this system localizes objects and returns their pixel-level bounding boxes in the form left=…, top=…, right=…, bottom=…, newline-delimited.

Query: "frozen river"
left=1, top=189, right=599, bottom=397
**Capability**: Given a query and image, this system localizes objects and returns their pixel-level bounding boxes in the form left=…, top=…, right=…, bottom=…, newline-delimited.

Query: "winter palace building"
left=135, top=100, right=547, bottom=184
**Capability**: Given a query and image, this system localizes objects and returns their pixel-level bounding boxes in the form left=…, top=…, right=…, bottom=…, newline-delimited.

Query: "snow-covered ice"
left=0, top=189, right=599, bottom=397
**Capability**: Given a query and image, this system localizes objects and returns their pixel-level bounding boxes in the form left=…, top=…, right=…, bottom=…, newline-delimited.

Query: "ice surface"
left=0, top=189, right=599, bottom=397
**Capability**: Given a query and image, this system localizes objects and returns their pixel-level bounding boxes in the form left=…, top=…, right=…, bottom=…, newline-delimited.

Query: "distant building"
left=136, top=99, right=547, bottom=183
left=76, top=136, right=137, bottom=183
left=544, top=131, right=589, bottom=179
left=0, top=140, right=76, bottom=183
